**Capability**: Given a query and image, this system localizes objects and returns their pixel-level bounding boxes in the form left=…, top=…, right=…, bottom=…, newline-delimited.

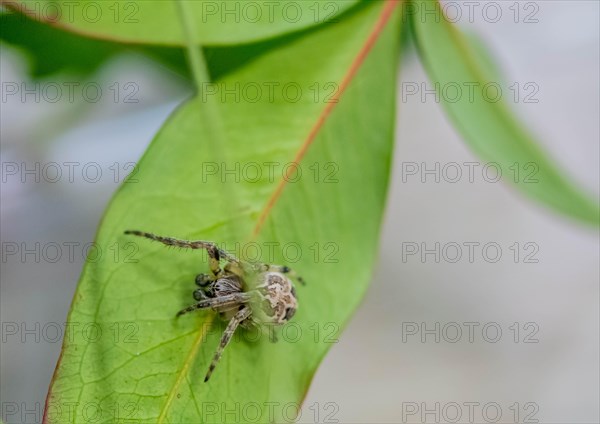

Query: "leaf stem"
left=174, top=0, right=246, bottom=239
left=175, top=0, right=212, bottom=95
left=175, top=0, right=225, bottom=134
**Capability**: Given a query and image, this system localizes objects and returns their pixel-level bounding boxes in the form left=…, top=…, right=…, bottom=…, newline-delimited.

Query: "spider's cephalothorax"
left=124, top=230, right=304, bottom=382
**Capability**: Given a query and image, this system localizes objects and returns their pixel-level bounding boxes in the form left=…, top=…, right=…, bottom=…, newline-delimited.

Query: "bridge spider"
left=124, top=230, right=304, bottom=382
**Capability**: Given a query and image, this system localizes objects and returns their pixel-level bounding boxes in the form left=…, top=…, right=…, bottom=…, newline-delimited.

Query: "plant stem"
left=175, top=0, right=221, bottom=127
left=174, top=0, right=246, bottom=241
left=174, top=1, right=208, bottom=88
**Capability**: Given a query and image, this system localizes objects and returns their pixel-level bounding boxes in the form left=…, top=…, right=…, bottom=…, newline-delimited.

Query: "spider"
left=124, top=230, right=304, bottom=382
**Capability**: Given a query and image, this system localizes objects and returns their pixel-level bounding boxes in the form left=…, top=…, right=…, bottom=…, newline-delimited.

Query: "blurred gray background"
left=1, top=1, right=598, bottom=423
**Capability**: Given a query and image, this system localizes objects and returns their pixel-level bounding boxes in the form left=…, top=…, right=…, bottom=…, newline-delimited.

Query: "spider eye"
left=284, top=307, right=296, bottom=321
left=195, top=274, right=210, bottom=287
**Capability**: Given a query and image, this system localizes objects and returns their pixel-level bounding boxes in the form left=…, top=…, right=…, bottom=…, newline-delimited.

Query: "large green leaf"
left=411, top=0, right=599, bottom=225
left=44, top=2, right=402, bottom=423
left=6, top=0, right=359, bottom=45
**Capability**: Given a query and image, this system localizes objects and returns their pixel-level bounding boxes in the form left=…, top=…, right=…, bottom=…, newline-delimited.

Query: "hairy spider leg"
left=124, top=230, right=240, bottom=277
left=204, top=307, right=251, bottom=382
left=175, top=293, right=250, bottom=317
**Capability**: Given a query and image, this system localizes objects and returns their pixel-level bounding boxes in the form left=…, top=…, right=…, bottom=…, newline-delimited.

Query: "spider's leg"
left=175, top=293, right=249, bottom=317
left=223, top=261, right=246, bottom=279
left=264, top=264, right=306, bottom=285
left=123, top=230, right=241, bottom=275
left=204, top=307, right=251, bottom=382
left=267, top=325, right=278, bottom=343
left=206, top=245, right=223, bottom=278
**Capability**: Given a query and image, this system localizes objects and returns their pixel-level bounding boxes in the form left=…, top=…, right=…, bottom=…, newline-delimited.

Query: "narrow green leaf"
left=44, top=2, right=402, bottom=423
left=7, top=0, right=359, bottom=45
left=411, top=0, right=599, bottom=225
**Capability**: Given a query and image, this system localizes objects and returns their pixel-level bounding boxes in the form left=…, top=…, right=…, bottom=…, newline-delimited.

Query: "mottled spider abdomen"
left=256, top=272, right=298, bottom=324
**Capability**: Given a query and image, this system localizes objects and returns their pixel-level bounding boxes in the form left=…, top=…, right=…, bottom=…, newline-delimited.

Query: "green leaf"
left=1, top=10, right=195, bottom=80
left=44, top=2, right=402, bottom=423
left=410, top=0, right=599, bottom=225
left=1, top=9, right=356, bottom=83
left=0, top=11, right=123, bottom=77
left=8, top=0, right=359, bottom=46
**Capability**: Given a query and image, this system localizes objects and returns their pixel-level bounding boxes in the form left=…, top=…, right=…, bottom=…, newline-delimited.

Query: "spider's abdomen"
left=256, top=272, right=298, bottom=324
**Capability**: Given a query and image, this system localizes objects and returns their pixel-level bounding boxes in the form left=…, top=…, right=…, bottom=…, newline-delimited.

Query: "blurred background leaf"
left=1, top=9, right=364, bottom=83
left=410, top=0, right=599, bottom=225
left=1, top=11, right=123, bottom=77
left=6, top=0, right=359, bottom=45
